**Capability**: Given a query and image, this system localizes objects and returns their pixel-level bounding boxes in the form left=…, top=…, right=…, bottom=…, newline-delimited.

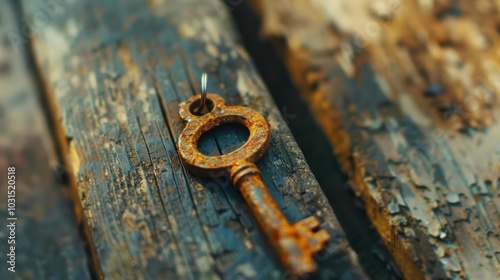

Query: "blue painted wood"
left=22, top=0, right=367, bottom=278
left=252, top=0, right=500, bottom=278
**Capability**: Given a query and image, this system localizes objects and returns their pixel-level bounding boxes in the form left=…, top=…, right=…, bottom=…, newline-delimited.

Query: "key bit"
left=177, top=93, right=330, bottom=276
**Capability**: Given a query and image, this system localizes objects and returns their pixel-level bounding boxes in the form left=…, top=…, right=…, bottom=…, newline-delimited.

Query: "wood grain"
left=252, top=0, right=500, bottom=279
left=22, top=0, right=367, bottom=278
left=0, top=1, right=90, bottom=279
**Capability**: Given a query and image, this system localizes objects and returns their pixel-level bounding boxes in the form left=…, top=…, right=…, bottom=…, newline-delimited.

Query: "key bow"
left=177, top=93, right=330, bottom=277
left=178, top=93, right=271, bottom=176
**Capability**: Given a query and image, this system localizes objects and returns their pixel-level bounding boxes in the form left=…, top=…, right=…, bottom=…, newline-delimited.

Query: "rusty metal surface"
left=177, top=94, right=330, bottom=277
left=178, top=93, right=271, bottom=176
left=234, top=165, right=331, bottom=276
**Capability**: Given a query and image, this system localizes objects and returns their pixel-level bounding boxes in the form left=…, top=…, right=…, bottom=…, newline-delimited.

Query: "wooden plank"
left=230, top=4, right=403, bottom=279
left=0, top=1, right=90, bottom=279
left=251, top=0, right=500, bottom=279
left=22, top=0, right=367, bottom=278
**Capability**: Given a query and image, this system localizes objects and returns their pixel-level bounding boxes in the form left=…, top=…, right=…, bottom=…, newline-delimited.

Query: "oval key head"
left=177, top=94, right=271, bottom=177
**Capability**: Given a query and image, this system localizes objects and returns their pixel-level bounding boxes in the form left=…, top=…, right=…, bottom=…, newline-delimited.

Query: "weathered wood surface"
left=231, top=5, right=403, bottom=279
left=0, top=1, right=90, bottom=279
left=253, top=0, right=500, bottom=279
left=22, top=0, right=367, bottom=278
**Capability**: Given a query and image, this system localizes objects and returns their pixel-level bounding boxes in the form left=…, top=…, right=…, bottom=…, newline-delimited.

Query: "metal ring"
left=177, top=94, right=271, bottom=176
left=194, top=72, right=208, bottom=114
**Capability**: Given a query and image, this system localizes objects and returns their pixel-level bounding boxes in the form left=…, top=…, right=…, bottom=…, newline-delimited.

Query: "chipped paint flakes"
left=426, top=219, right=442, bottom=238
left=194, top=255, right=216, bottom=275
left=397, top=92, right=432, bottom=127
left=115, top=104, right=128, bottom=125
left=236, top=263, right=257, bottom=278
left=206, top=43, right=219, bottom=57
left=387, top=200, right=400, bottom=214
left=446, top=193, right=461, bottom=204
left=88, top=71, right=97, bottom=89
left=177, top=22, right=197, bottom=38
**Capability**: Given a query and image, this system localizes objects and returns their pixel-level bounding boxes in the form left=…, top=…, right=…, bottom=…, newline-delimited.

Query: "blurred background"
left=2, top=0, right=500, bottom=279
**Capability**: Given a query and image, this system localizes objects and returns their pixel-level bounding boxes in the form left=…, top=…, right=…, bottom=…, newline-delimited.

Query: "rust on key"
left=177, top=93, right=330, bottom=276
left=177, top=93, right=271, bottom=176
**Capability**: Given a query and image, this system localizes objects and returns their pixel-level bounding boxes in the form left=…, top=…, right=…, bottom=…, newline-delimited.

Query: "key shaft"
left=230, top=162, right=329, bottom=276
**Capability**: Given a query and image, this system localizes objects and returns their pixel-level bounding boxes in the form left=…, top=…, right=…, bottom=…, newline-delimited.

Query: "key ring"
left=193, top=72, right=208, bottom=115
left=178, top=93, right=271, bottom=176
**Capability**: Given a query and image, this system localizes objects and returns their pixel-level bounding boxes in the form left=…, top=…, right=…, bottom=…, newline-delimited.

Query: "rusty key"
left=177, top=90, right=330, bottom=276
